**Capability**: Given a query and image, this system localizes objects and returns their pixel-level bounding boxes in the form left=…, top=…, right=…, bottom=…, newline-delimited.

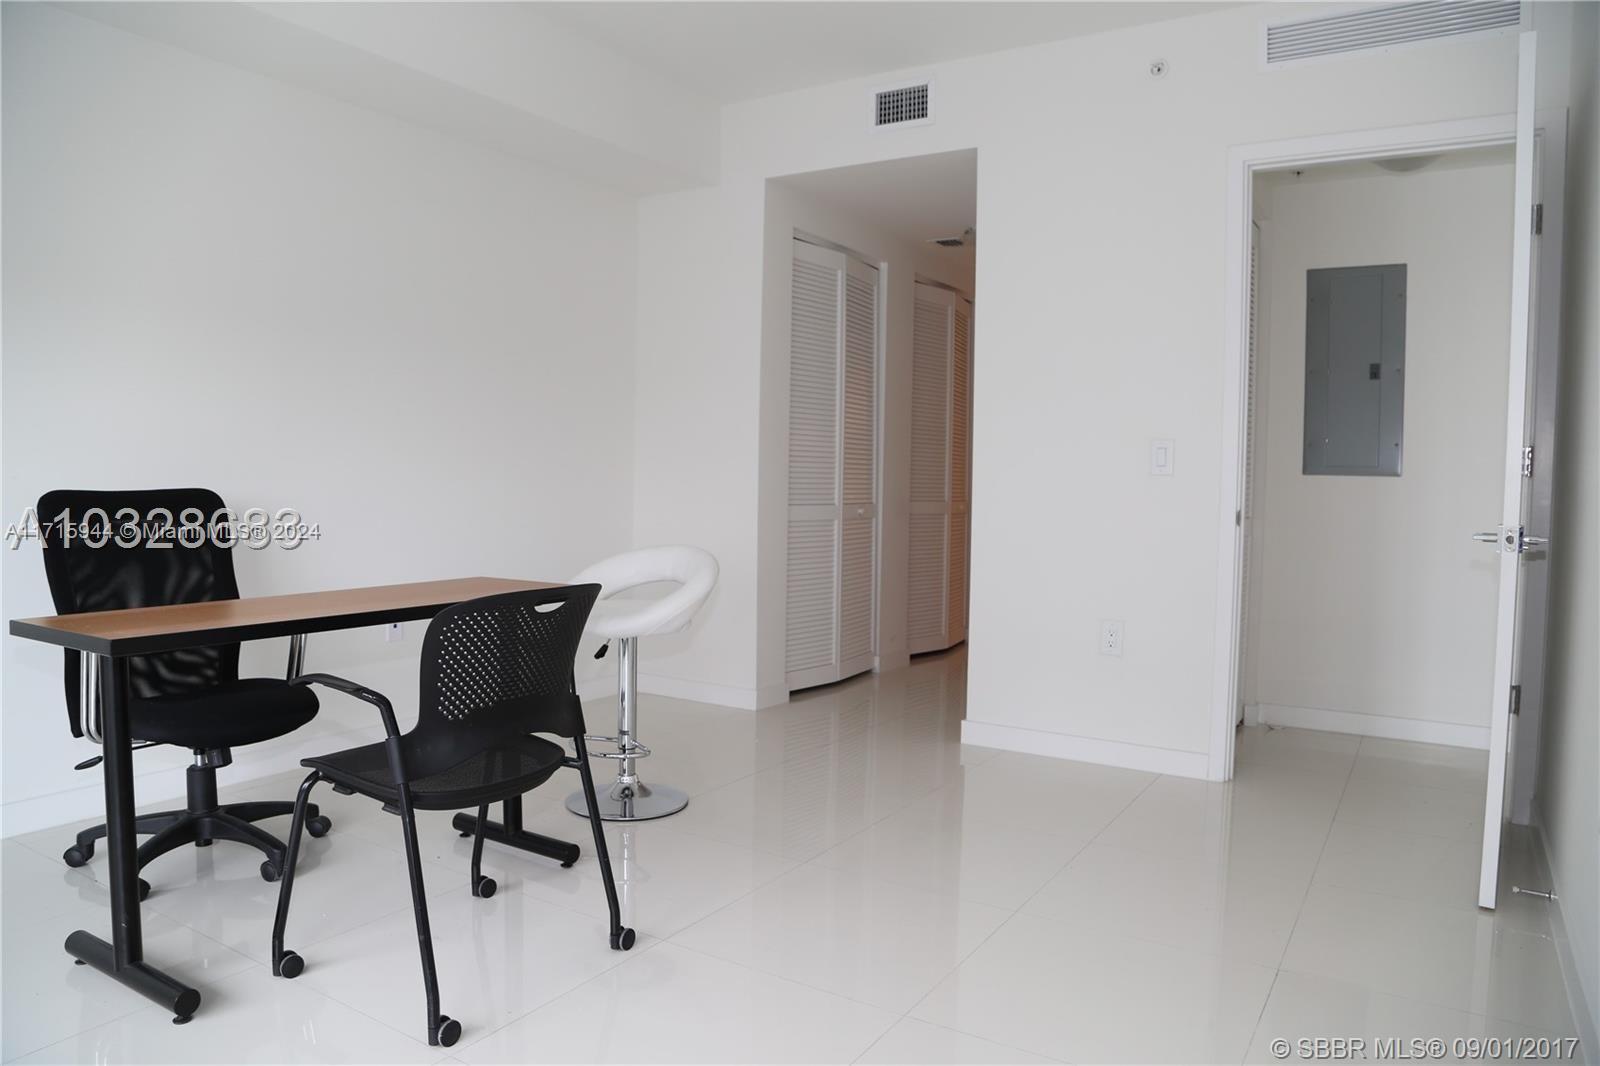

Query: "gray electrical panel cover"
left=1304, top=263, right=1407, bottom=476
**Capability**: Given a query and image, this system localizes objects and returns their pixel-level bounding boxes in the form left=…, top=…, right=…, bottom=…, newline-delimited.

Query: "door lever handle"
left=1472, top=532, right=1502, bottom=543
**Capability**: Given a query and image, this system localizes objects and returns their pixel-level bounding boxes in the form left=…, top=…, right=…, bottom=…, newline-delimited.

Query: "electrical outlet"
left=1099, top=619, right=1124, bottom=657
left=385, top=622, right=403, bottom=643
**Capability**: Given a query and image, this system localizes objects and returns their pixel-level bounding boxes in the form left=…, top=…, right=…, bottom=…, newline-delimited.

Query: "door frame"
left=1208, top=109, right=1569, bottom=784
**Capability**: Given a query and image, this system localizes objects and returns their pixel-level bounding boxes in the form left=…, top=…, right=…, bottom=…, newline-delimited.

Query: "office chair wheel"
left=473, top=875, right=497, bottom=899
left=306, top=815, right=332, bottom=838
left=63, top=844, right=92, bottom=868
left=611, top=927, right=636, bottom=951
left=259, top=859, right=282, bottom=883
left=138, top=878, right=151, bottom=902
left=436, top=1016, right=461, bottom=1048
left=277, top=950, right=304, bottom=979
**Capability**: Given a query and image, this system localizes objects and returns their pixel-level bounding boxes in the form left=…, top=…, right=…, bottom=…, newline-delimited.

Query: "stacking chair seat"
left=304, top=734, right=567, bottom=810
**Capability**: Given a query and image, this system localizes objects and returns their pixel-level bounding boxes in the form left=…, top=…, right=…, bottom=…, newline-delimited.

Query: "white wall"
left=1537, top=1, right=1600, bottom=1046
left=1, top=5, right=638, bottom=833
left=631, top=2, right=1584, bottom=774
left=1245, top=159, right=1513, bottom=747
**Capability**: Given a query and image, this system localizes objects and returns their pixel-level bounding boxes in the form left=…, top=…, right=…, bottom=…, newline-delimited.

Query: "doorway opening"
left=769, top=149, right=977, bottom=706
left=1215, top=69, right=1568, bottom=911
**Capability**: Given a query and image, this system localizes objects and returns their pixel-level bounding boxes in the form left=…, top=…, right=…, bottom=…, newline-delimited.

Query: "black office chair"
left=40, top=488, right=329, bottom=897
left=270, top=584, right=635, bottom=1048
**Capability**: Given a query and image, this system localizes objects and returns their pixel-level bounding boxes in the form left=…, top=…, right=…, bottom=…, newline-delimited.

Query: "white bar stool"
left=565, top=546, right=718, bottom=822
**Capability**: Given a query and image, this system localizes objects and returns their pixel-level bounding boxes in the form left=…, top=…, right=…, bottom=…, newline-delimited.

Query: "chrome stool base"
left=565, top=782, right=688, bottom=822
left=568, top=634, right=688, bottom=822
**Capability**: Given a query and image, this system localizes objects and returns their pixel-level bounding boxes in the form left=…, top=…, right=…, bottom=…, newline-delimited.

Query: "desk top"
left=9, top=576, right=563, bottom=657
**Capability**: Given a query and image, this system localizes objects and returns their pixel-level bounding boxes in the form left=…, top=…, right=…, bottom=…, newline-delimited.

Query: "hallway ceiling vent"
left=1263, top=1, right=1523, bottom=67
left=872, top=81, right=932, bottom=129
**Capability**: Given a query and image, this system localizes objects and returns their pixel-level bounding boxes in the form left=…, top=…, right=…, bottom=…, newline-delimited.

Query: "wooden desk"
left=8, top=576, right=568, bottom=1022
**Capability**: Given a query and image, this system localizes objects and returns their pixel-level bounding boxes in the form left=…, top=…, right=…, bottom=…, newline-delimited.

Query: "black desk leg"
left=65, top=656, right=201, bottom=1022
left=452, top=798, right=579, bottom=867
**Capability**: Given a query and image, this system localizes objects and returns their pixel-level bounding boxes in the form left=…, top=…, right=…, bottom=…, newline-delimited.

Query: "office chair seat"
left=132, top=679, right=320, bottom=750
left=303, top=733, right=567, bottom=811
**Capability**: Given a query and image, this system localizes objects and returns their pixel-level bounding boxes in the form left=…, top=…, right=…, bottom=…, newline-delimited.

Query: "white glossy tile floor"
left=1, top=649, right=1585, bottom=1064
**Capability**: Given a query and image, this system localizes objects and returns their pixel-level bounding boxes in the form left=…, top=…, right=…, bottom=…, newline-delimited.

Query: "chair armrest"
left=291, top=673, right=401, bottom=739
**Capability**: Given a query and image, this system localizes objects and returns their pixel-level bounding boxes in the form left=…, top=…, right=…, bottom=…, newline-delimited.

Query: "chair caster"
left=434, top=1016, right=461, bottom=1047
left=610, top=927, right=636, bottom=951
left=276, top=950, right=304, bottom=979
left=63, top=844, right=92, bottom=868
left=138, top=878, right=151, bottom=902
left=306, top=815, right=333, bottom=838
left=473, top=876, right=497, bottom=899
left=260, top=860, right=281, bottom=883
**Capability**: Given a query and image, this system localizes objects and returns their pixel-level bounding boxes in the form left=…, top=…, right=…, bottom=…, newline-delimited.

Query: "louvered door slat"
left=949, top=304, right=972, bottom=643
left=911, top=297, right=950, bottom=505
left=787, top=517, right=838, bottom=673
left=790, top=258, right=841, bottom=509
left=907, top=514, right=948, bottom=648
left=843, top=271, right=877, bottom=506
left=840, top=515, right=874, bottom=668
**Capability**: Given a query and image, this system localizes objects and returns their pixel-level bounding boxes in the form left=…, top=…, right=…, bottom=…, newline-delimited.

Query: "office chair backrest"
left=38, top=488, right=241, bottom=738
left=408, top=585, right=600, bottom=780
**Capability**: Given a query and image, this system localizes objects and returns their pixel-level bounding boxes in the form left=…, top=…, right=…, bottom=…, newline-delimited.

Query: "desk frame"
left=10, top=576, right=562, bottom=1022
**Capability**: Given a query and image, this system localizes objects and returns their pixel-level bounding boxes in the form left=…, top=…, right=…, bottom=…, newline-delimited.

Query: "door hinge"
left=1533, top=203, right=1543, bottom=235
left=1509, top=683, right=1522, bottom=716
left=1522, top=445, right=1535, bottom=478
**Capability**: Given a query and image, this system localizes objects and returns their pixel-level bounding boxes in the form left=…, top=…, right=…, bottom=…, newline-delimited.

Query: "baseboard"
left=1533, top=820, right=1600, bottom=1057
left=960, top=720, right=1210, bottom=778
left=1252, top=703, right=1489, bottom=750
left=635, top=671, right=783, bottom=710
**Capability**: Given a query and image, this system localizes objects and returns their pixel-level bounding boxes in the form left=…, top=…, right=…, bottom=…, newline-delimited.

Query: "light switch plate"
left=1151, top=439, right=1175, bottom=477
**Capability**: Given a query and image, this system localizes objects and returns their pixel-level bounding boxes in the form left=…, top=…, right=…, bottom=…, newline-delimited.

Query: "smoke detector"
left=928, top=227, right=975, bottom=249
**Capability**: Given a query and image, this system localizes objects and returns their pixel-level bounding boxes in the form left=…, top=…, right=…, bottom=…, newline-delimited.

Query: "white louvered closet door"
left=909, top=282, right=973, bottom=655
left=786, top=239, right=879, bottom=690
left=948, top=301, right=972, bottom=645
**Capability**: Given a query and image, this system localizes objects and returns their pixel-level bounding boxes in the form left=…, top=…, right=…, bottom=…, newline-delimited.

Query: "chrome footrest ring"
left=580, top=735, right=652, bottom=761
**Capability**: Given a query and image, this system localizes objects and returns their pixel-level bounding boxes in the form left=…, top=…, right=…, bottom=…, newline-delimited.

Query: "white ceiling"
left=538, top=2, right=1238, bottom=103
left=777, top=149, right=977, bottom=249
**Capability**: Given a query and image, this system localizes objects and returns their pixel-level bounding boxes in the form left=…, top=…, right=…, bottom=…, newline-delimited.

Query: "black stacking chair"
left=270, top=584, right=635, bottom=1048
left=39, top=488, right=329, bottom=897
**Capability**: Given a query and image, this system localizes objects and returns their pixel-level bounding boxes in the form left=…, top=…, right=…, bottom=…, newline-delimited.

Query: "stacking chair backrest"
left=405, top=585, right=600, bottom=780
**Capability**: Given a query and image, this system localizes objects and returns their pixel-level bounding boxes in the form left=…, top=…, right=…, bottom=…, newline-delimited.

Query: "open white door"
left=1477, top=31, right=1540, bottom=911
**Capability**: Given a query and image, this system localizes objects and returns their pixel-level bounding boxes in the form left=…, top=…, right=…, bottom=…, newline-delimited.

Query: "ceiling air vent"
left=1264, top=1, right=1523, bottom=67
left=872, top=81, right=932, bottom=129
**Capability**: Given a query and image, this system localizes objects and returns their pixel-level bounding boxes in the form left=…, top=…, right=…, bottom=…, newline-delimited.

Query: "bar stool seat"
left=564, top=545, right=718, bottom=821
